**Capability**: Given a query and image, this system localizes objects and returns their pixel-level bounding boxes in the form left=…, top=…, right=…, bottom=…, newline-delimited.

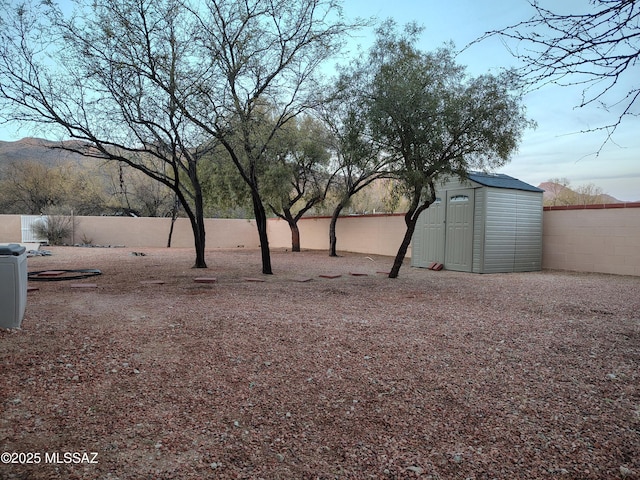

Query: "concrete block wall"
left=542, top=203, right=640, bottom=276
left=0, top=215, right=259, bottom=249
left=0, top=216, right=21, bottom=243
left=267, top=214, right=409, bottom=258
left=2, top=203, right=640, bottom=276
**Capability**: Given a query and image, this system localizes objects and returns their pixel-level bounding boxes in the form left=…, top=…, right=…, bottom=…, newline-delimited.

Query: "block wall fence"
left=1, top=202, right=639, bottom=276
left=541, top=203, right=640, bottom=276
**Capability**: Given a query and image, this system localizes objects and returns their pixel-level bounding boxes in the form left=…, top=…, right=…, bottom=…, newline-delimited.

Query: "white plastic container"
left=0, top=244, right=28, bottom=329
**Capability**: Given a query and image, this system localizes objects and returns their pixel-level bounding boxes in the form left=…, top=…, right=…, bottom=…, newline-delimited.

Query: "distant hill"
left=0, top=137, right=96, bottom=168
left=538, top=181, right=622, bottom=206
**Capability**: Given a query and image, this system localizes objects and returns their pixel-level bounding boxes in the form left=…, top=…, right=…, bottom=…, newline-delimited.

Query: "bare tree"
left=572, top=183, right=606, bottom=205
left=178, top=0, right=357, bottom=274
left=1, top=0, right=356, bottom=272
left=542, top=177, right=610, bottom=206
left=0, top=0, right=214, bottom=267
left=102, top=163, right=176, bottom=217
left=0, top=159, right=106, bottom=215
left=543, top=177, right=572, bottom=206
left=473, top=1, right=640, bottom=144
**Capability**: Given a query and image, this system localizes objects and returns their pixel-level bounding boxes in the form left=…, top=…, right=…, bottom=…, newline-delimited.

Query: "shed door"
left=445, top=189, right=474, bottom=272
left=416, top=198, right=445, bottom=266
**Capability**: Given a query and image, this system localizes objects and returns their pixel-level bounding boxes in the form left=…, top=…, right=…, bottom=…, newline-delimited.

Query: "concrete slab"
left=70, top=283, right=98, bottom=288
left=140, top=280, right=166, bottom=285
left=319, top=274, right=342, bottom=279
left=294, top=277, right=313, bottom=283
left=35, top=270, right=67, bottom=277
left=243, top=277, right=265, bottom=282
left=349, top=272, right=368, bottom=276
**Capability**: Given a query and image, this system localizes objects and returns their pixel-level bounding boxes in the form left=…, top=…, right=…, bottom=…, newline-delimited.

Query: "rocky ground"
left=1, top=246, right=639, bottom=479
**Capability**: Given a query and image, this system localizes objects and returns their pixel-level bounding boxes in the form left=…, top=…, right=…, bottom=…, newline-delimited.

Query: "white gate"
left=21, top=215, right=48, bottom=243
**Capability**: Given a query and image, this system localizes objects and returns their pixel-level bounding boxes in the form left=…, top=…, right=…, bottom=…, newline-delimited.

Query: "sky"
left=338, top=0, right=640, bottom=201
left=1, top=0, right=638, bottom=200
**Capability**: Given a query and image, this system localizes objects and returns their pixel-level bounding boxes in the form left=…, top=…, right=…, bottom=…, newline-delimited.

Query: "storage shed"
left=411, top=172, right=544, bottom=273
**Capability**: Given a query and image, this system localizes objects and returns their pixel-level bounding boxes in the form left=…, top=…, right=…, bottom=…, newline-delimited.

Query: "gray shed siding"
left=472, top=187, right=486, bottom=273
left=514, top=191, right=543, bottom=271
left=482, top=188, right=543, bottom=273
left=412, top=174, right=543, bottom=273
left=483, top=189, right=518, bottom=272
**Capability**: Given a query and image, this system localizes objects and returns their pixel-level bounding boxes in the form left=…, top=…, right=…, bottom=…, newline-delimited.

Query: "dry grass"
left=1, top=246, right=639, bottom=479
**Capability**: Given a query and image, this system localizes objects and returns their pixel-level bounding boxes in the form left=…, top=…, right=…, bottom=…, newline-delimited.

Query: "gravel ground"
left=1, top=246, right=639, bottom=479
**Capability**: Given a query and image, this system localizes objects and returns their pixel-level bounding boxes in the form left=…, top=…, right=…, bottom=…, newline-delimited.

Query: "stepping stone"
left=376, top=271, right=390, bottom=275
left=36, top=270, right=67, bottom=277
left=140, top=280, right=165, bottom=285
left=349, top=272, right=368, bottom=276
left=27, top=286, right=39, bottom=292
left=243, top=277, right=265, bottom=282
left=319, top=274, right=342, bottom=279
left=294, top=277, right=313, bottom=283
left=70, top=283, right=98, bottom=288
left=194, top=277, right=217, bottom=283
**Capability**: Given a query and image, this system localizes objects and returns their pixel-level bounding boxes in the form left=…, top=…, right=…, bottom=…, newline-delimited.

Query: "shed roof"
left=468, top=172, right=544, bottom=193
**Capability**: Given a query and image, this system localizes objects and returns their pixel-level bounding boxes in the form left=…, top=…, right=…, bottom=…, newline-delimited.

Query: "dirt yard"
left=1, top=246, right=639, bottom=479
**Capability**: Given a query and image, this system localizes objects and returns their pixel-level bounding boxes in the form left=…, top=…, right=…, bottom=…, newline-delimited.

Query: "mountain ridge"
left=1, top=138, right=635, bottom=205
left=538, top=181, right=624, bottom=205
left=0, top=137, right=96, bottom=167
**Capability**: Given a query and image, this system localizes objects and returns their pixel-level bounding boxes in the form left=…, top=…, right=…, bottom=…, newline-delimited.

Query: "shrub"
left=31, top=215, right=75, bottom=245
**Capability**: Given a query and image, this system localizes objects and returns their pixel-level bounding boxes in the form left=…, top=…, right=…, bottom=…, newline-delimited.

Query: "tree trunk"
left=389, top=200, right=433, bottom=278
left=388, top=218, right=417, bottom=278
left=189, top=172, right=208, bottom=268
left=252, top=192, right=273, bottom=274
left=193, top=219, right=207, bottom=268
left=282, top=208, right=301, bottom=252
left=166, top=195, right=179, bottom=248
left=289, top=221, right=301, bottom=252
left=185, top=209, right=207, bottom=268
left=167, top=216, right=176, bottom=248
left=329, top=200, right=346, bottom=257
left=187, top=188, right=207, bottom=268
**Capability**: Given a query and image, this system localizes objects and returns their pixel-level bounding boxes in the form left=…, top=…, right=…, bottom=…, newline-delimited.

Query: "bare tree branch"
left=468, top=0, right=640, bottom=146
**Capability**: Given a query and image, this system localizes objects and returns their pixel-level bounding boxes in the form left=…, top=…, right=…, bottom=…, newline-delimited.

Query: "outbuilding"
left=411, top=172, right=544, bottom=273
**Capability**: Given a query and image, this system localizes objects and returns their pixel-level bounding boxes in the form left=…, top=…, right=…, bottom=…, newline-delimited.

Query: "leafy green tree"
left=199, top=149, right=253, bottom=219
left=364, top=22, right=533, bottom=278
left=263, top=115, right=334, bottom=252
left=319, top=73, right=393, bottom=257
